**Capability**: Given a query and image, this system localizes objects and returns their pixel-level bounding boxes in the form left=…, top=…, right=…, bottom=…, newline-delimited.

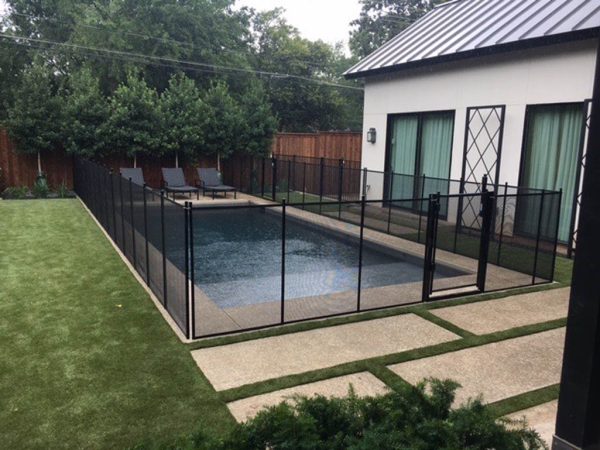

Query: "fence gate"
left=423, top=189, right=495, bottom=301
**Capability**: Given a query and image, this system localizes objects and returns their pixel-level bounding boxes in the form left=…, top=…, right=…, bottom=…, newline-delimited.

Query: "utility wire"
left=2, top=10, right=338, bottom=70
left=0, top=32, right=363, bottom=91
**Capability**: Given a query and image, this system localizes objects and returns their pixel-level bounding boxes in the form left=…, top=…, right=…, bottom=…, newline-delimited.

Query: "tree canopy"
left=349, top=0, right=444, bottom=59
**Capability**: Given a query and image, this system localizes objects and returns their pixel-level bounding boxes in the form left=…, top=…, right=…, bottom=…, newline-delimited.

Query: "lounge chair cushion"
left=120, top=168, right=145, bottom=186
left=198, top=168, right=236, bottom=191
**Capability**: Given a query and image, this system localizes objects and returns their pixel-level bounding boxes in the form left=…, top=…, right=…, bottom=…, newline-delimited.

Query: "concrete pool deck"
left=507, top=400, right=558, bottom=446
left=388, top=327, right=564, bottom=406
left=188, top=193, right=538, bottom=338
left=191, top=313, right=459, bottom=391
left=431, top=287, right=570, bottom=335
left=227, top=372, right=390, bottom=422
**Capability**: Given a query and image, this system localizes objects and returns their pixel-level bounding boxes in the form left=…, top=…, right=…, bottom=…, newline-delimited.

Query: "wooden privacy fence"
left=272, top=132, right=362, bottom=164
left=0, top=130, right=362, bottom=190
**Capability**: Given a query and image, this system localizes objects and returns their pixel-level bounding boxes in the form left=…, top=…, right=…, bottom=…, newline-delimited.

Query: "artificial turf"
left=0, top=199, right=234, bottom=448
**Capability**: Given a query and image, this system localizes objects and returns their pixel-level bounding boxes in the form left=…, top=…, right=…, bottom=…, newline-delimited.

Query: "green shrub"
left=56, top=181, right=70, bottom=198
left=32, top=175, right=50, bottom=198
left=2, top=186, right=30, bottom=199
left=140, top=379, right=545, bottom=450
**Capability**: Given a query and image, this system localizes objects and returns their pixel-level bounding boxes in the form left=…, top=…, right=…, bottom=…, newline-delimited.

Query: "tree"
left=105, top=73, right=162, bottom=165
left=3, top=59, right=63, bottom=175
left=62, top=67, right=110, bottom=158
left=250, top=8, right=362, bottom=132
left=236, top=80, right=277, bottom=157
left=202, top=81, right=243, bottom=164
left=160, top=73, right=209, bottom=167
left=349, top=0, right=443, bottom=59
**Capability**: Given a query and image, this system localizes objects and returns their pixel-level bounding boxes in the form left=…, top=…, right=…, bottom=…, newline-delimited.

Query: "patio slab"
left=191, top=314, right=459, bottom=391
left=388, top=328, right=565, bottom=406
left=227, top=372, right=389, bottom=422
left=431, top=288, right=570, bottom=335
left=507, top=400, right=558, bottom=447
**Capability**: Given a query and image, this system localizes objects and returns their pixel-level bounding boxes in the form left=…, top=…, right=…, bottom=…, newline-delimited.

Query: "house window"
left=387, top=111, right=454, bottom=202
left=517, top=103, right=585, bottom=243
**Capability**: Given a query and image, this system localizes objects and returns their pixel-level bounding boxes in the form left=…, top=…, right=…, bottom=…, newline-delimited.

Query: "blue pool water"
left=192, top=208, right=463, bottom=308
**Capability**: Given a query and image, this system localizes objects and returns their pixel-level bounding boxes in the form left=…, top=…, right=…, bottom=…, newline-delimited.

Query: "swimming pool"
left=190, top=207, right=466, bottom=308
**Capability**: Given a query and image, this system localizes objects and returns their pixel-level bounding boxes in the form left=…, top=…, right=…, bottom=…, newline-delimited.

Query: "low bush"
left=32, top=175, right=50, bottom=198
left=139, top=379, right=544, bottom=450
left=2, top=186, right=31, bottom=199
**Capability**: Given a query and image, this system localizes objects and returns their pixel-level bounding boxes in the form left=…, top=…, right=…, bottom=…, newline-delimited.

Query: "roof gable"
left=345, top=0, right=600, bottom=79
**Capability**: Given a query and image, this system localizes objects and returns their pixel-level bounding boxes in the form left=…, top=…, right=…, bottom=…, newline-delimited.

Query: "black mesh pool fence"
left=75, top=158, right=561, bottom=340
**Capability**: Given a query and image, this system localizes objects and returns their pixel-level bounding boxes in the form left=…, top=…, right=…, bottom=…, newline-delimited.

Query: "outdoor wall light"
left=367, top=128, right=377, bottom=144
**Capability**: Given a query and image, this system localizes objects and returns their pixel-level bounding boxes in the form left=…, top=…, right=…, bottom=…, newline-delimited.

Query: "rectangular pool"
left=191, top=207, right=466, bottom=308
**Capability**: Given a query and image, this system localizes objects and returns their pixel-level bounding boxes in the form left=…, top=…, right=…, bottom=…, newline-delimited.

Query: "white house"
left=345, top=0, right=599, bottom=251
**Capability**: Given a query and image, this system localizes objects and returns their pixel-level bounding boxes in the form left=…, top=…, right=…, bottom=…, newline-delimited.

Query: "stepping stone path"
left=227, top=372, right=389, bottom=422
left=191, top=314, right=459, bottom=391
left=388, top=328, right=565, bottom=406
left=431, top=288, right=570, bottom=335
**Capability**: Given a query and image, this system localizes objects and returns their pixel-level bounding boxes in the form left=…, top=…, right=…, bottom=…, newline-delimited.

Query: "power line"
left=2, top=10, right=338, bottom=70
left=0, top=33, right=363, bottom=91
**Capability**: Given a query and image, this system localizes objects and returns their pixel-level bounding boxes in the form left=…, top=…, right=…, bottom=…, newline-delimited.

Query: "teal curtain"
left=389, top=115, right=418, bottom=199
left=520, top=104, right=584, bottom=242
left=420, top=112, right=453, bottom=200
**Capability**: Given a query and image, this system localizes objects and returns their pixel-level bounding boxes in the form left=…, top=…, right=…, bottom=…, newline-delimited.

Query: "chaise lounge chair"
left=197, top=168, right=237, bottom=199
left=120, top=167, right=145, bottom=186
left=161, top=168, right=199, bottom=199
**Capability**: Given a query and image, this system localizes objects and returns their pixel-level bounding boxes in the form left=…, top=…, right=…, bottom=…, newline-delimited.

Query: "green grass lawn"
left=0, top=200, right=234, bottom=448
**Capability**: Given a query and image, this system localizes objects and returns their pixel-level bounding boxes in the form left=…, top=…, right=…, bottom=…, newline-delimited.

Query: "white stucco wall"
left=360, top=39, right=596, bottom=194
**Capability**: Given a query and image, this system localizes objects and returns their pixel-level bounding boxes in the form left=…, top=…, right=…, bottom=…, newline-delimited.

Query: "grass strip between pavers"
left=488, top=385, right=560, bottom=418
left=219, top=318, right=567, bottom=403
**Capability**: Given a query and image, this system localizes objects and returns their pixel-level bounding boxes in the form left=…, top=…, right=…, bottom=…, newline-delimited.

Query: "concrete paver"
left=192, top=314, right=459, bottom=391
left=431, top=288, right=570, bottom=335
left=388, top=328, right=565, bottom=406
left=507, top=400, right=558, bottom=446
left=227, top=372, right=389, bottom=422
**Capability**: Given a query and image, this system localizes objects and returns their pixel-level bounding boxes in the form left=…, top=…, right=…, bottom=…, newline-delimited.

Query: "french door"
left=386, top=111, right=454, bottom=210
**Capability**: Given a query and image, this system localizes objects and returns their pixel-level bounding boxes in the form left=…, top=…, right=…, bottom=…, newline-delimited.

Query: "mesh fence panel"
left=145, top=189, right=165, bottom=303
left=163, top=198, right=188, bottom=335
left=360, top=198, right=426, bottom=309
left=192, top=205, right=282, bottom=337
left=112, top=174, right=124, bottom=251
left=284, top=203, right=359, bottom=322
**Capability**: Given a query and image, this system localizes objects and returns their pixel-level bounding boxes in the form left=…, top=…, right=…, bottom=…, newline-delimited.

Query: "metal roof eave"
left=344, top=27, right=600, bottom=80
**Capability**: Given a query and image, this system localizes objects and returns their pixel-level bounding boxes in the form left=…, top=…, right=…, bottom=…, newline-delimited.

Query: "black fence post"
left=302, top=161, right=307, bottom=207
left=119, top=175, right=125, bottom=251
left=550, top=189, right=563, bottom=283
left=272, top=157, right=277, bottom=202
left=387, top=171, right=395, bottom=234
left=357, top=196, right=366, bottom=312
left=422, top=194, right=439, bottom=302
left=338, top=159, right=344, bottom=219
left=319, top=157, right=324, bottom=214
left=287, top=159, right=292, bottom=202
left=143, top=185, right=150, bottom=285
left=477, top=188, right=494, bottom=292
left=261, top=157, right=265, bottom=198
left=110, top=171, right=116, bottom=240
left=184, top=202, right=191, bottom=339
left=129, top=178, right=136, bottom=267
left=496, top=182, right=508, bottom=265
left=531, top=189, right=546, bottom=285
left=160, top=190, right=167, bottom=307
left=417, top=174, right=426, bottom=244
left=189, top=204, right=196, bottom=338
left=281, top=200, right=286, bottom=324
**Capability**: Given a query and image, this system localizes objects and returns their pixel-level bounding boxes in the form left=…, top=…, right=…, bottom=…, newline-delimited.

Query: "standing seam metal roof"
left=344, top=0, right=600, bottom=78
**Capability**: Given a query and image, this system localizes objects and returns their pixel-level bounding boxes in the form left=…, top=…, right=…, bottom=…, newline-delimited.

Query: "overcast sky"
left=0, top=0, right=362, bottom=48
left=236, top=0, right=362, bottom=49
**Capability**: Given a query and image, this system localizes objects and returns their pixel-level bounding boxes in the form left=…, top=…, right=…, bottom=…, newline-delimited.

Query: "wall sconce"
left=367, top=128, right=377, bottom=144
